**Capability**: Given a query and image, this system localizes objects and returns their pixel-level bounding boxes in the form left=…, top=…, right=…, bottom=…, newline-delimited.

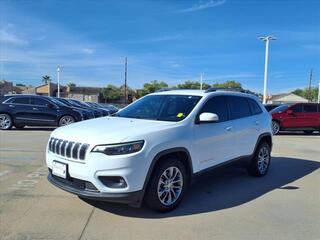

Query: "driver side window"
left=199, top=96, right=228, bottom=122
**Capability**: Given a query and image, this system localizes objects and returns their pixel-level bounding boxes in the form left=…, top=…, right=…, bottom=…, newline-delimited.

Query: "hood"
left=50, top=116, right=177, bottom=145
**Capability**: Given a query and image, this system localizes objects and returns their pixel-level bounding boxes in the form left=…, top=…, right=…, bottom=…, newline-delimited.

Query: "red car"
left=271, top=103, right=320, bottom=135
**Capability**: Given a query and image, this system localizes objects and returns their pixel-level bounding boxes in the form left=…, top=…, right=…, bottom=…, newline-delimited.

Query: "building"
left=0, top=80, right=13, bottom=96
left=268, top=93, right=308, bottom=104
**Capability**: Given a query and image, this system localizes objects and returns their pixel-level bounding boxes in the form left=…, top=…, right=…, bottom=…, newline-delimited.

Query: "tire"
left=59, top=115, right=75, bottom=127
left=0, top=113, right=13, bottom=130
left=247, top=142, right=271, bottom=177
left=272, top=120, right=280, bottom=135
left=303, top=130, right=314, bottom=134
left=144, top=158, right=189, bottom=212
left=15, top=125, right=25, bottom=129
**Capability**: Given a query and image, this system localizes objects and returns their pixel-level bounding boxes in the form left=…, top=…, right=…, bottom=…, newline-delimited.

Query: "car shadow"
left=278, top=131, right=320, bottom=136
left=82, top=157, right=319, bottom=218
left=11, top=127, right=56, bottom=131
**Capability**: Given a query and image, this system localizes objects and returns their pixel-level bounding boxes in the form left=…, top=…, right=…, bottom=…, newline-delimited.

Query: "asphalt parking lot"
left=0, top=128, right=319, bottom=240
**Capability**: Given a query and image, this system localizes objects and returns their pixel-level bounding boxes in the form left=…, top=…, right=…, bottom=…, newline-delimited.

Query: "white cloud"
left=81, top=48, right=95, bottom=54
left=176, top=0, right=226, bottom=13
left=0, top=29, right=28, bottom=46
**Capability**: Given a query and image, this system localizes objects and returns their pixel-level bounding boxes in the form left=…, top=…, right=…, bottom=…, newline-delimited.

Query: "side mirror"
left=198, top=112, right=219, bottom=123
left=287, top=109, right=293, bottom=114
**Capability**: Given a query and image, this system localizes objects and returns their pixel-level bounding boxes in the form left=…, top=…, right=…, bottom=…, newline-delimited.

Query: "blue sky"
left=0, top=0, right=319, bottom=94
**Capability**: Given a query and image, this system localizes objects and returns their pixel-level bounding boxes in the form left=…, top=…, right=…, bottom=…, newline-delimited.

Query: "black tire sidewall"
left=144, top=158, right=189, bottom=212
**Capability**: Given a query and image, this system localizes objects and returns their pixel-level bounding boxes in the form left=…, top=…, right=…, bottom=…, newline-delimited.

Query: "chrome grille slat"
left=48, top=138, right=88, bottom=161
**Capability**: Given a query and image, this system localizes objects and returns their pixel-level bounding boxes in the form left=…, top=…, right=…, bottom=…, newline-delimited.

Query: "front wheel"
left=0, top=113, right=13, bottom=130
left=59, top=115, right=75, bottom=127
left=272, top=121, right=280, bottom=135
left=144, top=158, right=189, bottom=212
left=247, top=142, right=271, bottom=177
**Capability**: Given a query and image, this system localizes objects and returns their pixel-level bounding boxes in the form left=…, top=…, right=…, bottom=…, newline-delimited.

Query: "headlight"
left=92, top=140, right=144, bottom=155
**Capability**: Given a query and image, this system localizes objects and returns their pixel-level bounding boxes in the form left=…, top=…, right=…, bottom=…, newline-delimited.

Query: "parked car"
left=67, top=99, right=108, bottom=117
left=46, top=89, right=272, bottom=212
left=0, top=95, right=88, bottom=130
left=53, top=98, right=96, bottom=119
left=271, top=103, right=320, bottom=135
left=264, top=103, right=281, bottom=112
left=85, top=102, right=118, bottom=115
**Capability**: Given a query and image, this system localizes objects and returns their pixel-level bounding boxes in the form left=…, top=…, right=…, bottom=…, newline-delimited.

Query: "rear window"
left=227, top=96, right=251, bottom=119
left=303, top=104, right=317, bottom=113
left=248, top=98, right=263, bottom=115
left=292, top=104, right=303, bottom=113
left=270, top=104, right=289, bottom=114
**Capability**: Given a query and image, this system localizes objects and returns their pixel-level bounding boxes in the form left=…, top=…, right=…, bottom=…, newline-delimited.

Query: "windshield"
left=116, top=94, right=201, bottom=122
left=270, top=104, right=289, bottom=114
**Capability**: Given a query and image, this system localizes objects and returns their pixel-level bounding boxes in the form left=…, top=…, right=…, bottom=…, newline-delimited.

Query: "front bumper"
left=48, top=171, right=143, bottom=207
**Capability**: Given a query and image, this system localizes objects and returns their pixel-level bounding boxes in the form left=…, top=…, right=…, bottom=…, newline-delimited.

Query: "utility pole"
left=259, top=35, right=276, bottom=104
left=318, top=81, right=320, bottom=104
left=57, top=65, right=61, bottom=98
left=200, top=73, right=203, bottom=90
left=308, top=69, right=313, bottom=102
left=124, top=57, right=127, bottom=104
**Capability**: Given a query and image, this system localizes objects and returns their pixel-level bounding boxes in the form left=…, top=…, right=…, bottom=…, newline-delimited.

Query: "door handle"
left=32, top=107, right=39, bottom=111
left=9, top=104, right=15, bottom=108
left=225, top=126, right=233, bottom=131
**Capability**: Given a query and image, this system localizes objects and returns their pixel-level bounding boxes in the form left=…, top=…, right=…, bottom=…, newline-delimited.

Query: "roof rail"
left=155, top=88, right=172, bottom=92
left=205, top=87, right=248, bottom=93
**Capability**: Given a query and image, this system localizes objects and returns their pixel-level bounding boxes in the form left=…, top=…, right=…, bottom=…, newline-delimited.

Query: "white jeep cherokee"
left=46, top=89, right=272, bottom=212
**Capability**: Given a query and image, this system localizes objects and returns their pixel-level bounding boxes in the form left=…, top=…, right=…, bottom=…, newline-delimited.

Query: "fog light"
left=98, top=176, right=127, bottom=189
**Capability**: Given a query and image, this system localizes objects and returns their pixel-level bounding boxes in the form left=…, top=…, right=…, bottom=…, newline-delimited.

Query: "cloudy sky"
left=0, top=0, right=319, bottom=93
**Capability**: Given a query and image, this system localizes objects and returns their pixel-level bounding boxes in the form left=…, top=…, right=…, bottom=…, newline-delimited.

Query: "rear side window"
left=248, top=98, right=263, bottom=115
left=291, top=104, right=303, bottom=113
left=227, top=96, right=251, bottom=120
left=200, top=96, right=228, bottom=122
left=10, top=97, right=30, bottom=104
left=32, top=98, right=50, bottom=106
left=303, top=104, right=317, bottom=113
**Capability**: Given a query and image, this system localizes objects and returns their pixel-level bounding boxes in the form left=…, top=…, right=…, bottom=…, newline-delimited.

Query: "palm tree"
left=42, top=75, right=52, bottom=85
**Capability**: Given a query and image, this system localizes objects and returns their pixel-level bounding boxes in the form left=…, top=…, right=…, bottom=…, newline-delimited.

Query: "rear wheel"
left=0, top=114, right=13, bottom=130
left=59, top=115, right=75, bottom=127
left=144, top=158, right=189, bottom=212
left=303, top=130, right=314, bottom=134
left=247, top=142, right=271, bottom=177
left=272, top=121, right=280, bottom=135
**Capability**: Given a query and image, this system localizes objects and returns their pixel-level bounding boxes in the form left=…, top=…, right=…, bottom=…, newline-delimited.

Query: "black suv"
left=0, top=95, right=89, bottom=130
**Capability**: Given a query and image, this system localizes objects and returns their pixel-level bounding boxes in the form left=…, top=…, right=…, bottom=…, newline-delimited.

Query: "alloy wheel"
left=59, top=116, right=75, bottom=126
left=0, top=114, right=12, bottom=130
left=157, top=166, right=183, bottom=206
left=257, top=146, right=270, bottom=174
left=272, top=121, right=280, bottom=135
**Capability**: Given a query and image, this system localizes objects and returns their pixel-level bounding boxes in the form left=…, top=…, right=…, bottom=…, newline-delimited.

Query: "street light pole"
left=259, top=35, right=276, bottom=104
left=57, top=65, right=60, bottom=98
left=318, top=81, right=320, bottom=104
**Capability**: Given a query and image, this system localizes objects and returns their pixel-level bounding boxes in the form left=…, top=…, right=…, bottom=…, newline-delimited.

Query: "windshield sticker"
left=177, top=112, right=185, bottom=118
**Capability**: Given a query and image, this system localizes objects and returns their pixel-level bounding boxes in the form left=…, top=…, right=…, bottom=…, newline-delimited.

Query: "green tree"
left=177, top=81, right=211, bottom=90
left=101, top=84, right=122, bottom=102
left=293, top=87, right=319, bottom=102
left=42, top=75, right=52, bottom=84
left=212, top=80, right=242, bottom=89
left=140, top=80, right=168, bottom=97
